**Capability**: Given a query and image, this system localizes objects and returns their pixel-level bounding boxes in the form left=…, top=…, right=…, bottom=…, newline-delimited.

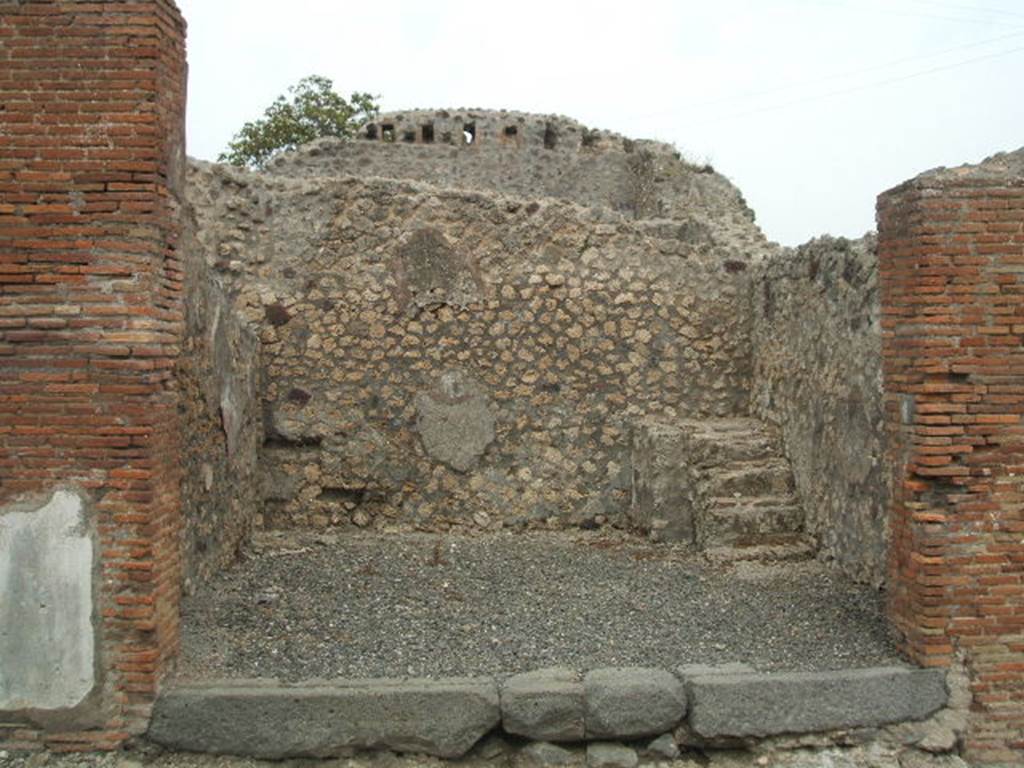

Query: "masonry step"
left=703, top=536, right=817, bottom=564
left=698, top=502, right=805, bottom=548
left=677, top=418, right=782, bottom=466
left=706, top=494, right=799, bottom=510
left=631, top=417, right=809, bottom=558
left=146, top=665, right=948, bottom=759
left=705, top=460, right=796, bottom=499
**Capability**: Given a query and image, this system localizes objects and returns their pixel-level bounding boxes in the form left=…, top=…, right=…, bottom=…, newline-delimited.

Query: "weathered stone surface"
left=644, top=733, right=681, bottom=760
left=885, top=661, right=970, bottom=755
left=686, top=667, right=948, bottom=738
left=632, top=417, right=806, bottom=555
left=586, top=742, right=639, bottom=768
left=501, top=668, right=585, bottom=742
left=751, top=235, right=886, bottom=586
left=584, top=667, right=686, bottom=738
left=629, top=422, right=695, bottom=542
left=471, top=733, right=514, bottom=760
left=517, top=741, right=585, bottom=767
left=415, top=370, right=496, bottom=473
left=187, top=154, right=761, bottom=531
left=393, top=227, right=482, bottom=310
left=678, top=663, right=756, bottom=678
left=0, top=490, right=95, bottom=713
left=267, top=110, right=760, bottom=229
left=179, top=206, right=261, bottom=588
left=147, top=678, right=499, bottom=758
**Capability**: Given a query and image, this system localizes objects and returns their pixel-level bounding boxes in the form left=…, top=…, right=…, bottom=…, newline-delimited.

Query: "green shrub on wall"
left=220, top=75, right=379, bottom=169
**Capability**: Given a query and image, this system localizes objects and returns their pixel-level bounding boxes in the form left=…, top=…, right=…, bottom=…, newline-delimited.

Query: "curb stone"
left=584, top=667, right=687, bottom=738
left=685, top=666, right=948, bottom=738
left=502, top=667, right=585, bottom=742
left=147, top=677, right=499, bottom=759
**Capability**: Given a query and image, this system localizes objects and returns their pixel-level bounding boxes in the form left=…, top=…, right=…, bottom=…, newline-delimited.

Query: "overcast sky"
left=177, top=0, right=1024, bottom=246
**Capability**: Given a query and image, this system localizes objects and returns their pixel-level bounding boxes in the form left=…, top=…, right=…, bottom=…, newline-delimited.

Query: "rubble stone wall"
left=186, top=162, right=758, bottom=530
left=177, top=205, right=262, bottom=592
left=267, top=109, right=763, bottom=237
left=751, top=236, right=888, bottom=586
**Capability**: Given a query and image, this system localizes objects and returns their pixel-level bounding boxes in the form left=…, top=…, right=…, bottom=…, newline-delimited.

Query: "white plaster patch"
left=0, top=490, right=95, bottom=711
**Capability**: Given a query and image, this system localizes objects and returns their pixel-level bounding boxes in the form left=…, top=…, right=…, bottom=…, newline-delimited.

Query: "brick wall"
left=878, top=153, right=1024, bottom=765
left=0, top=0, right=187, bottom=750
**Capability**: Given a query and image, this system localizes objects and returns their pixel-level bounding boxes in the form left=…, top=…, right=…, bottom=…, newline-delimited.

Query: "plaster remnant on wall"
left=0, top=489, right=95, bottom=712
left=416, top=370, right=496, bottom=473
left=393, top=227, right=483, bottom=312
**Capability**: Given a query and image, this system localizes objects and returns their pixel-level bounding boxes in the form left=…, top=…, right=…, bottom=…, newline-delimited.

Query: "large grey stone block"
left=501, top=668, right=585, bottom=742
left=584, top=667, right=686, bottom=738
left=685, top=666, right=948, bottom=738
left=148, top=677, right=499, bottom=758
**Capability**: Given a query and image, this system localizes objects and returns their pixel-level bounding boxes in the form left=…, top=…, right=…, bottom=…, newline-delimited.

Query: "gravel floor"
left=176, top=531, right=902, bottom=682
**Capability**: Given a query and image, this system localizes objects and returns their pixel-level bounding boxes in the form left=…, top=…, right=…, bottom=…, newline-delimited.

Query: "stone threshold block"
left=685, top=665, right=948, bottom=738
left=147, top=677, right=500, bottom=759
left=584, top=667, right=687, bottom=738
left=501, top=666, right=688, bottom=742
left=502, top=668, right=586, bottom=742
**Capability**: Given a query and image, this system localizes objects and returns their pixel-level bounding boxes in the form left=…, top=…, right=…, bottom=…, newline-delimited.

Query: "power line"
left=902, top=0, right=1024, bottom=24
left=638, top=28, right=1024, bottom=119
left=807, top=0, right=1024, bottom=29
left=686, top=43, right=1024, bottom=126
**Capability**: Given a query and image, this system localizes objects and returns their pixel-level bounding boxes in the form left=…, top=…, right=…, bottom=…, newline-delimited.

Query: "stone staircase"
left=631, top=418, right=812, bottom=560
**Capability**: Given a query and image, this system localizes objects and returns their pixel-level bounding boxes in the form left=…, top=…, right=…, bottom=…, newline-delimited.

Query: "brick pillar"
left=0, top=0, right=186, bottom=750
left=878, top=155, right=1024, bottom=764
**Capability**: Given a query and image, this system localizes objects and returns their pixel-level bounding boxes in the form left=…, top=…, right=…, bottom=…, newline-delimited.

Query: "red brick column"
left=878, top=156, right=1024, bottom=764
left=0, top=0, right=187, bottom=750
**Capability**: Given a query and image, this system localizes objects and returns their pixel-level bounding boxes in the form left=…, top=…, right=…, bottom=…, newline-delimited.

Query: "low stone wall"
left=186, top=161, right=757, bottom=531
left=750, top=236, right=887, bottom=586
left=177, top=205, right=262, bottom=592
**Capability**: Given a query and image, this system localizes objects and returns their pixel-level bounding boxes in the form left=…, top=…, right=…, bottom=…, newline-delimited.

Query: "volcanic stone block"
left=148, top=677, right=500, bottom=759
left=583, top=667, right=687, bottom=738
left=502, top=668, right=585, bottom=742
left=685, top=666, right=948, bottom=738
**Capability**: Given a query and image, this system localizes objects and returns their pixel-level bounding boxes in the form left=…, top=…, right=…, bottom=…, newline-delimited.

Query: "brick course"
left=878, top=162, right=1024, bottom=765
left=0, top=0, right=186, bottom=750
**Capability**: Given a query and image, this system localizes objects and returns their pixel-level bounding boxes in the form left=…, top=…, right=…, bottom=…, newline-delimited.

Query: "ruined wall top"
left=358, top=108, right=675, bottom=155
left=264, top=108, right=767, bottom=251
left=885, top=146, right=1024, bottom=192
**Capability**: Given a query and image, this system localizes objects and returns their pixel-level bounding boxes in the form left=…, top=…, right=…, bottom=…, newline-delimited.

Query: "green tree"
left=219, top=75, right=379, bottom=169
